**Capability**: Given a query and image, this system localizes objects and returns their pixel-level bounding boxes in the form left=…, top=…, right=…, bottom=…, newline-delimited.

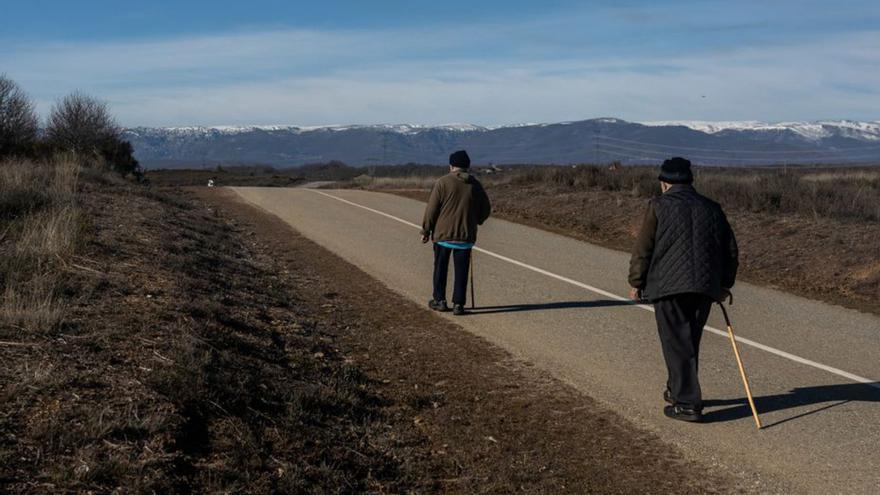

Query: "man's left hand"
left=421, top=234, right=430, bottom=244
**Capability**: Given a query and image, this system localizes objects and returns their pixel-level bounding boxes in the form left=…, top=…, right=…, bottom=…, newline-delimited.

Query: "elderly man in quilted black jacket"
left=629, top=157, right=739, bottom=423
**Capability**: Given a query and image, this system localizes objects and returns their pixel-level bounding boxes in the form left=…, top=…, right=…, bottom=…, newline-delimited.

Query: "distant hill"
left=123, top=118, right=880, bottom=168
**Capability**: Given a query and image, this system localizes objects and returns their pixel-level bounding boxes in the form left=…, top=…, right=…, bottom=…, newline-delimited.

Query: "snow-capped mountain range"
left=641, top=120, right=880, bottom=141
left=123, top=118, right=880, bottom=168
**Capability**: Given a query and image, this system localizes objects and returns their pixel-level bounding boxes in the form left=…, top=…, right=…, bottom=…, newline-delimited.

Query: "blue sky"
left=1, top=0, right=878, bottom=126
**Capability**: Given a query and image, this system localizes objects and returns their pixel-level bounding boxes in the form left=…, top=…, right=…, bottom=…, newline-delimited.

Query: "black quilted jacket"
left=628, top=185, right=738, bottom=301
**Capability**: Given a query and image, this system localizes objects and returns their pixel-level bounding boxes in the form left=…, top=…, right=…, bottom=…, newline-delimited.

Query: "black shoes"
left=428, top=299, right=450, bottom=312
left=663, top=405, right=703, bottom=423
left=663, top=388, right=702, bottom=422
left=429, top=300, right=466, bottom=315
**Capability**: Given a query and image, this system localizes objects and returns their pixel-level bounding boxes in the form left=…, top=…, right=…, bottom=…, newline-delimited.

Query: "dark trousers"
left=654, top=293, right=713, bottom=410
left=433, top=244, right=471, bottom=305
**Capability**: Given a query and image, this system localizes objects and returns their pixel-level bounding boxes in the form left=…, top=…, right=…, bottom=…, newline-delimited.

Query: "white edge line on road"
left=309, top=189, right=880, bottom=390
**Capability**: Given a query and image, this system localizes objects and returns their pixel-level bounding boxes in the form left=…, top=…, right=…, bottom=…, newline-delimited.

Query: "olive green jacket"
left=421, top=172, right=491, bottom=243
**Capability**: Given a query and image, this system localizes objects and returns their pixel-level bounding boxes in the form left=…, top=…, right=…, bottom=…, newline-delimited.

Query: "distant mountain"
left=123, top=118, right=880, bottom=168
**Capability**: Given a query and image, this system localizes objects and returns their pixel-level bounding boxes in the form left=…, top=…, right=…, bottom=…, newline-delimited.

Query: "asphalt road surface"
left=231, top=187, right=880, bottom=494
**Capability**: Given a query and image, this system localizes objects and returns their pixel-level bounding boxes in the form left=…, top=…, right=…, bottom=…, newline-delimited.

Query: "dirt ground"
left=388, top=183, right=880, bottom=316
left=0, top=181, right=750, bottom=493
left=2, top=182, right=429, bottom=493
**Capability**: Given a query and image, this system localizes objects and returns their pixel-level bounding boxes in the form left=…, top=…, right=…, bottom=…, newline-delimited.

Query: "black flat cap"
left=658, top=157, right=693, bottom=184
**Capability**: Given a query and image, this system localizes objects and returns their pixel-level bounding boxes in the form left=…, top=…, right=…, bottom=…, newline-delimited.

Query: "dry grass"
left=0, top=156, right=81, bottom=332
left=1, top=275, right=63, bottom=331
left=14, top=206, right=79, bottom=258
left=485, top=165, right=880, bottom=222
left=351, top=174, right=439, bottom=189
left=800, top=170, right=880, bottom=183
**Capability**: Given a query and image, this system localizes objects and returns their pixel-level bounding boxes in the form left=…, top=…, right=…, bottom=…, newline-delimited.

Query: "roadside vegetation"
left=146, top=165, right=304, bottom=187
left=0, top=74, right=139, bottom=333
left=0, top=156, right=80, bottom=331
left=498, top=164, right=880, bottom=222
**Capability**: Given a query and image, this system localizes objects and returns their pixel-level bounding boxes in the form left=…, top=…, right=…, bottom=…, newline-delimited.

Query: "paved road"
left=231, top=187, right=880, bottom=493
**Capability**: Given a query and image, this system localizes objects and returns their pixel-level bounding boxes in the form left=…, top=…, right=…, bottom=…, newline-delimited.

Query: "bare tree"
left=46, top=91, right=120, bottom=155
left=0, top=75, right=39, bottom=157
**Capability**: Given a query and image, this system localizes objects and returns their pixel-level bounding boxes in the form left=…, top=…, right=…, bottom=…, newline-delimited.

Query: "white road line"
left=309, top=189, right=880, bottom=390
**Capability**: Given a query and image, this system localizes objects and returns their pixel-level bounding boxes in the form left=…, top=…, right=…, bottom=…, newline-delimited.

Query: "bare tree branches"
left=0, top=75, right=39, bottom=157
left=46, top=91, right=120, bottom=155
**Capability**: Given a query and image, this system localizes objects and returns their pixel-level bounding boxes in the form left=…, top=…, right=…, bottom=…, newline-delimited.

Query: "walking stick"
left=718, top=302, right=762, bottom=429
left=469, top=250, right=476, bottom=309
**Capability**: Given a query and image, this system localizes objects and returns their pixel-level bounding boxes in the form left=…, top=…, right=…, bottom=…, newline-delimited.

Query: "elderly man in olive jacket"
left=421, top=150, right=491, bottom=316
left=629, top=157, right=738, bottom=423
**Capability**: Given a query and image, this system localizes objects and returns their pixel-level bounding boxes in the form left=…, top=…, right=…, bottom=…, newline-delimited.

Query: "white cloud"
left=1, top=23, right=877, bottom=126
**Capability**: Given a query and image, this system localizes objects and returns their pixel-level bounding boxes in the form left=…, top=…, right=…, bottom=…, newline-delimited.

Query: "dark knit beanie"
left=449, top=150, right=470, bottom=168
left=658, top=157, right=693, bottom=184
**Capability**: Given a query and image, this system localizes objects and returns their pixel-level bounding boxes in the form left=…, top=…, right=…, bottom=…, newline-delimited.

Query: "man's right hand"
left=718, top=288, right=733, bottom=305
left=421, top=234, right=430, bottom=244
left=629, top=287, right=643, bottom=302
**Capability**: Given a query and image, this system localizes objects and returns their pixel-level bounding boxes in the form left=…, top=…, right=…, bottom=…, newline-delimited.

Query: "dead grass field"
left=0, top=157, right=82, bottom=331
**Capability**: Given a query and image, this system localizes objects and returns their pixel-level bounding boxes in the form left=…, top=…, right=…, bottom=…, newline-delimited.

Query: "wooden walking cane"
left=718, top=302, right=762, bottom=429
left=469, top=250, right=476, bottom=309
